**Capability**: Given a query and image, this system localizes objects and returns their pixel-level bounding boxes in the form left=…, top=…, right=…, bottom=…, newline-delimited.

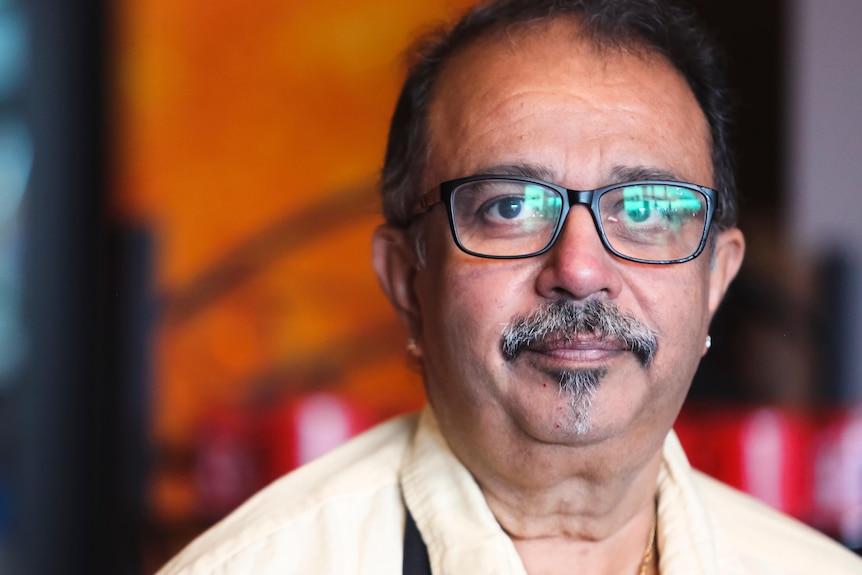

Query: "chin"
left=513, top=405, right=608, bottom=447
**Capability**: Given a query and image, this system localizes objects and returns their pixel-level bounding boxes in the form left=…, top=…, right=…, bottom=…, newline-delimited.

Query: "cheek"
left=418, top=217, right=537, bottom=332
left=431, top=263, right=523, bottom=348
left=415, top=247, right=538, bottom=376
left=413, top=264, right=503, bottom=414
left=637, top=265, right=712, bottom=366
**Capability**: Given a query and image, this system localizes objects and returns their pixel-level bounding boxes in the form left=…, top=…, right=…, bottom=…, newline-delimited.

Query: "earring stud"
left=705, top=335, right=712, bottom=350
left=407, top=338, right=422, bottom=357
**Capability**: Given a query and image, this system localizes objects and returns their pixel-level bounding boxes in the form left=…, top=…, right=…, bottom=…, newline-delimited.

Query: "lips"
left=525, top=335, right=627, bottom=363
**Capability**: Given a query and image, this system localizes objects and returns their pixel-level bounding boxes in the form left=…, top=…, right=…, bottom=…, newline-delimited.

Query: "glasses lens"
left=450, top=179, right=563, bottom=257
left=598, top=184, right=708, bottom=261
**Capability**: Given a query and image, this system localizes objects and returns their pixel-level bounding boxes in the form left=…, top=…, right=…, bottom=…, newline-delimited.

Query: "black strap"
left=403, top=507, right=432, bottom=575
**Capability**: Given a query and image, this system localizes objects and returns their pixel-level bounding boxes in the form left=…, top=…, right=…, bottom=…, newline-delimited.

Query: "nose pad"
left=535, top=206, right=622, bottom=300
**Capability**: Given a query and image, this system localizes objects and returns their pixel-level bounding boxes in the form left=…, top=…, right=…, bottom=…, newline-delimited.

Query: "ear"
left=707, top=227, right=745, bottom=317
left=372, top=224, right=423, bottom=337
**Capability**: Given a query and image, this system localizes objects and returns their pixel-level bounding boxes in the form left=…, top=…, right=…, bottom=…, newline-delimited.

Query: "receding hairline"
left=420, top=15, right=712, bottom=189
left=474, top=13, right=666, bottom=54
left=426, top=13, right=676, bottom=97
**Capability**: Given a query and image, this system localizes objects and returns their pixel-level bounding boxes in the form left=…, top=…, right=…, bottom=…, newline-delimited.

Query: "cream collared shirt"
left=158, top=408, right=862, bottom=574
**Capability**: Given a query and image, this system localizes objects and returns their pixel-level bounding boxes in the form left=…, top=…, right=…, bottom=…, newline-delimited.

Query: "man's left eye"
left=625, top=200, right=652, bottom=223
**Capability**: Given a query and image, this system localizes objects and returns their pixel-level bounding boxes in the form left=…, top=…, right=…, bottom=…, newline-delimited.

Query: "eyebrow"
left=608, top=165, right=681, bottom=184
left=475, top=162, right=556, bottom=181
left=472, top=163, right=685, bottom=188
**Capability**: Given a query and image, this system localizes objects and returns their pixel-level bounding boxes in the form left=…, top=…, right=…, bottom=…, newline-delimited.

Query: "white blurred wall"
left=788, top=0, right=862, bottom=399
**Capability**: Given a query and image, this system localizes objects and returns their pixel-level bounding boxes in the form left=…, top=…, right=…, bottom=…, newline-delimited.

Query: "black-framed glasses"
left=411, top=175, right=717, bottom=264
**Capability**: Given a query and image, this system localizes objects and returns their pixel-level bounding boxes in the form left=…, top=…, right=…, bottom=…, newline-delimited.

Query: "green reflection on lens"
left=623, top=185, right=651, bottom=222
left=668, top=187, right=703, bottom=212
left=622, top=185, right=703, bottom=223
left=524, top=184, right=558, bottom=217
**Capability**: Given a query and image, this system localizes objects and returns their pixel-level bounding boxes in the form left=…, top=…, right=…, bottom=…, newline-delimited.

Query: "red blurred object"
left=194, top=409, right=260, bottom=520
left=194, top=391, right=381, bottom=519
left=675, top=404, right=815, bottom=521
left=811, top=407, right=862, bottom=547
left=258, top=392, right=378, bottom=484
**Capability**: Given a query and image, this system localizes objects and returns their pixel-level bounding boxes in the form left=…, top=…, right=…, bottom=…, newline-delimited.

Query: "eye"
left=625, top=200, right=652, bottom=223
left=621, top=189, right=665, bottom=226
left=487, top=196, right=525, bottom=220
left=605, top=197, right=664, bottom=227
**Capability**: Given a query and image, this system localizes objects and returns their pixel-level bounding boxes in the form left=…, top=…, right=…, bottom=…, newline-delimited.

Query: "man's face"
left=375, top=21, right=744, bottom=459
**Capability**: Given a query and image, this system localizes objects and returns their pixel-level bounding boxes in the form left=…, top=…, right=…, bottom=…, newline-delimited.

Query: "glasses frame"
left=412, top=175, right=718, bottom=264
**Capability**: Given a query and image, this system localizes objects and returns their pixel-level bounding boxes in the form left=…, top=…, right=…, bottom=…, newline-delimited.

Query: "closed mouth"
left=524, top=335, right=627, bottom=364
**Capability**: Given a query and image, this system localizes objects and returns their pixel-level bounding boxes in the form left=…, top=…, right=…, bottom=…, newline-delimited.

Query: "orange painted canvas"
left=115, top=0, right=475, bottom=550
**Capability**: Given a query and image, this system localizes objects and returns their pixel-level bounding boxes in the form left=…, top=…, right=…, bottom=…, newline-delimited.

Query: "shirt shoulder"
left=692, top=470, right=862, bottom=574
left=156, top=413, right=420, bottom=575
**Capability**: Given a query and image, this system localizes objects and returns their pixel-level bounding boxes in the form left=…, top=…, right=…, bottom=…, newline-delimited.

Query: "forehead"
left=424, top=19, right=712, bottom=189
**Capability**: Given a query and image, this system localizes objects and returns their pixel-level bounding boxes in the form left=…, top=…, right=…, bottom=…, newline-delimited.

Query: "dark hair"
left=380, top=0, right=738, bottom=234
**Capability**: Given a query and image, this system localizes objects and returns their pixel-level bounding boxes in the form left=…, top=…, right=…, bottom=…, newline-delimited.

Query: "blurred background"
left=0, top=0, right=859, bottom=573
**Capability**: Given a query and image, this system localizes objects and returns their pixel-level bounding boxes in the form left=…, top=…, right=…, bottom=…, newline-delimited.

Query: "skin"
left=373, top=19, right=745, bottom=575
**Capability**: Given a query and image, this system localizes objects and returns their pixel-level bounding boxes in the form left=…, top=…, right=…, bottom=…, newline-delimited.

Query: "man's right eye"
left=483, top=196, right=525, bottom=220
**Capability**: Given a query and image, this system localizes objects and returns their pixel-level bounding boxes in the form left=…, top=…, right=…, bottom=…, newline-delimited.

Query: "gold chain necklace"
left=638, top=507, right=657, bottom=575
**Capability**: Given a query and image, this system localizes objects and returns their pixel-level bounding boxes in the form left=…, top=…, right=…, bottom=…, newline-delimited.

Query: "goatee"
left=501, top=299, right=658, bottom=434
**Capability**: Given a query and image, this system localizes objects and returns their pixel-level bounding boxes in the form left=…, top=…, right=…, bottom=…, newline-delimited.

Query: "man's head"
left=373, top=0, right=744, bottom=467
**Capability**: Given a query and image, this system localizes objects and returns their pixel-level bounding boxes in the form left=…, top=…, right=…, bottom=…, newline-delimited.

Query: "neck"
left=481, top=445, right=661, bottom=537
left=449, top=425, right=665, bottom=575
left=493, top=470, right=659, bottom=575
left=509, top=502, right=658, bottom=575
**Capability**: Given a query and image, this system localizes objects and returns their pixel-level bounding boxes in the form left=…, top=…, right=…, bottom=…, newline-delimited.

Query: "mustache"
left=500, top=299, right=658, bottom=368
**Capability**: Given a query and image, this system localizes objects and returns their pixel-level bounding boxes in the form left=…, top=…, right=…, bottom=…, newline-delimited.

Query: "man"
left=159, top=0, right=862, bottom=573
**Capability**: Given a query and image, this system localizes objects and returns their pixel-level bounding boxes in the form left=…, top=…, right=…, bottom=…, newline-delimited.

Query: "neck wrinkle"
left=476, top=447, right=662, bottom=543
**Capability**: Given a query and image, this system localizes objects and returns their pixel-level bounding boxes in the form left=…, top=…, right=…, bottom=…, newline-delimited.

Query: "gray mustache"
left=500, top=299, right=658, bottom=368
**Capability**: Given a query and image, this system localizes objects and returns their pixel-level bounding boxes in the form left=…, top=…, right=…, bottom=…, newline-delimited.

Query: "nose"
left=534, top=206, right=623, bottom=300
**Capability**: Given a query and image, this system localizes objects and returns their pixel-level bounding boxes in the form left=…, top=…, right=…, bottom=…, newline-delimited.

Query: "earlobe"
left=707, top=227, right=745, bottom=315
left=372, top=224, right=422, bottom=336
